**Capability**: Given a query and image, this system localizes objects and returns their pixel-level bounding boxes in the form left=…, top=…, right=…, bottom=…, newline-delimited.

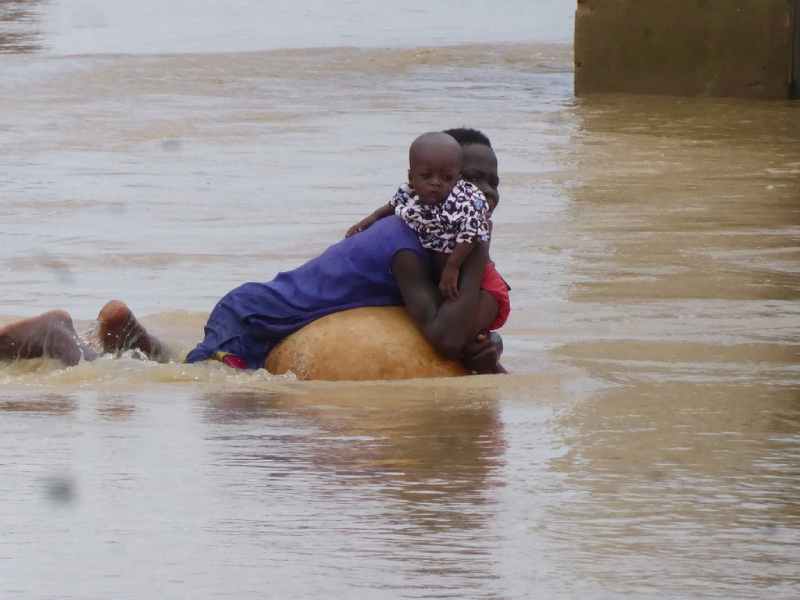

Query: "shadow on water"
left=545, top=93, right=800, bottom=597
left=0, top=389, right=136, bottom=418
left=0, top=391, right=76, bottom=414
left=557, top=93, right=800, bottom=363
left=94, top=392, right=138, bottom=420
left=549, top=382, right=800, bottom=597
left=0, top=0, right=44, bottom=54
left=567, top=94, right=800, bottom=304
left=199, top=383, right=506, bottom=593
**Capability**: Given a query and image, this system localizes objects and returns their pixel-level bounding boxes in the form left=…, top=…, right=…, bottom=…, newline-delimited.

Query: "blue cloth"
left=185, top=216, right=429, bottom=369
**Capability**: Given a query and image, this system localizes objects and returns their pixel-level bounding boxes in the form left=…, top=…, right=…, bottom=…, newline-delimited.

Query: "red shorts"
left=481, top=262, right=511, bottom=331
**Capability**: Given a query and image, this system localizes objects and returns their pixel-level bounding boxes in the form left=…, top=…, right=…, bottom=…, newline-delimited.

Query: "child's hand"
left=439, top=265, right=460, bottom=301
left=345, top=217, right=374, bottom=238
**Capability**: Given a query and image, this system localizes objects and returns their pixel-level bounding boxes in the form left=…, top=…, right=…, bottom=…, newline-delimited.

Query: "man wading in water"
left=0, top=129, right=506, bottom=375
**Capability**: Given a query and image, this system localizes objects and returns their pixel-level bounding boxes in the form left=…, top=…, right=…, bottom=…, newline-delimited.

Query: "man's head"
left=408, top=132, right=463, bottom=206
left=443, top=127, right=499, bottom=214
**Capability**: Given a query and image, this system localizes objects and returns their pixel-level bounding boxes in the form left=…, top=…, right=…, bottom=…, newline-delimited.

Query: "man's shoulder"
left=365, top=215, right=421, bottom=246
left=356, top=217, right=427, bottom=271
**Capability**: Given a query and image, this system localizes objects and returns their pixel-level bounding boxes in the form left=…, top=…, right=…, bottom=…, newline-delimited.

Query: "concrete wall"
left=574, top=0, right=797, bottom=99
left=794, top=0, right=800, bottom=97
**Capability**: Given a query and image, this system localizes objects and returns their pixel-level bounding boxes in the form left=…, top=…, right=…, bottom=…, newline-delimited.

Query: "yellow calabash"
left=265, top=306, right=467, bottom=381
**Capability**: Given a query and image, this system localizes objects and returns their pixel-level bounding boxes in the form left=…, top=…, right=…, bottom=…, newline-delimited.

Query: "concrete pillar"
left=794, top=0, right=800, bottom=97
left=574, top=0, right=798, bottom=100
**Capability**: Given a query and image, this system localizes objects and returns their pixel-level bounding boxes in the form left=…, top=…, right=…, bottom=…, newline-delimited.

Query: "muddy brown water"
left=1, top=1, right=799, bottom=598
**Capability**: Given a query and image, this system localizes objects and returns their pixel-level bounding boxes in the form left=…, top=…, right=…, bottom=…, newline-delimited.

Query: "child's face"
left=408, top=145, right=462, bottom=206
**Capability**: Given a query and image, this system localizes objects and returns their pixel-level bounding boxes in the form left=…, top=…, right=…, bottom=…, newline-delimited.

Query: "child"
left=347, top=131, right=510, bottom=330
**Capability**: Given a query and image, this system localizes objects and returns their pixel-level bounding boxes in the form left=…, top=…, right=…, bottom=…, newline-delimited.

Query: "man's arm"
left=392, top=242, right=488, bottom=360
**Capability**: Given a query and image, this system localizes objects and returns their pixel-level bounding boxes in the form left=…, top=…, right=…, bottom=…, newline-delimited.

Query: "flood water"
left=2, top=1, right=799, bottom=598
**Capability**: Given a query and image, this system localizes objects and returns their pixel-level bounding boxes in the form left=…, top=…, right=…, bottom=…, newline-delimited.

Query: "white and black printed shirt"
left=389, top=179, right=491, bottom=253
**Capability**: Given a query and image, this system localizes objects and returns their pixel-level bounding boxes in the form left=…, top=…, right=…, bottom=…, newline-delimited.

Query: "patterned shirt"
left=389, top=179, right=491, bottom=253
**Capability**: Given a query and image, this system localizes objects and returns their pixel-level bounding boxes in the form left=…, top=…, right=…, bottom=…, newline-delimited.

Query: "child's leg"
left=474, top=291, right=500, bottom=336
left=479, top=263, right=510, bottom=331
left=472, top=265, right=510, bottom=373
left=436, top=254, right=502, bottom=331
left=469, top=294, right=507, bottom=373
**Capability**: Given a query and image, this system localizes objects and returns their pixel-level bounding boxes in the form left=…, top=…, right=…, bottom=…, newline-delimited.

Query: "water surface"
left=1, top=2, right=799, bottom=598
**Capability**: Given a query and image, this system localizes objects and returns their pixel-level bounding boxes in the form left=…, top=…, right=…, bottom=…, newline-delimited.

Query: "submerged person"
left=346, top=131, right=510, bottom=331
left=0, top=128, right=506, bottom=374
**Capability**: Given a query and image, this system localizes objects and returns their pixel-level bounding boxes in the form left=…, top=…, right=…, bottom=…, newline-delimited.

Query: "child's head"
left=407, top=132, right=463, bottom=206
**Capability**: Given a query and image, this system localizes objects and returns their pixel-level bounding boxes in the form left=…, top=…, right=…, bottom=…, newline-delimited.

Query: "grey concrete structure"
left=575, top=0, right=799, bottom=99
left=794, top=0, right=800, bottom=96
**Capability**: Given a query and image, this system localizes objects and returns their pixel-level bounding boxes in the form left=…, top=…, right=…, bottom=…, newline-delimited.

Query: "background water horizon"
left=7, top=0, right=574, bottom=57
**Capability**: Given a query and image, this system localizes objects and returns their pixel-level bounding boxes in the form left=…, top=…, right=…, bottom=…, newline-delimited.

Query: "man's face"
left=460, top=144, right=499, bottom=214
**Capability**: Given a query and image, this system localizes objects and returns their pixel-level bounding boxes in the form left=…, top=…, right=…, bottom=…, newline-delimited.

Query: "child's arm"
left=440, top=182, right=492, bottom=300
left=439, top=241, right=474, bottom=301
left=345, top=203, right=394, bottom=238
